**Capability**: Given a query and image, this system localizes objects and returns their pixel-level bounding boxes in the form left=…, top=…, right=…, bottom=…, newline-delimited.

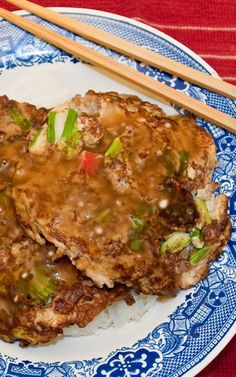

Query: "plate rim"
left=0, top=7, right=235, bottom=377
left=12, top=6, right=220, bottom=81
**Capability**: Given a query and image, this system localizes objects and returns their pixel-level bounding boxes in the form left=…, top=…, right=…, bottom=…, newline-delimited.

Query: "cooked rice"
left=64, top=293, right=157, bottom=337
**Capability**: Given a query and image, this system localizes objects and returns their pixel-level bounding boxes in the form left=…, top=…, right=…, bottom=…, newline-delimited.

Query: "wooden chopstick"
left=0, top=8, right=235, bottom=133
left=4, top=0, right=236, bottom=101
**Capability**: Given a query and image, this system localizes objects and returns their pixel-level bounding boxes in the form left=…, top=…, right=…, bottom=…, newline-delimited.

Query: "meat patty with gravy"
left=0, top=95, right=132, bottom=346
left=12, top=91, right=231, bottom=295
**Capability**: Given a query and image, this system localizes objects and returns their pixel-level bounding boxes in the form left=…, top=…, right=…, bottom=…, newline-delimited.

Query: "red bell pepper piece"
left=79, top=151, right=103, bottom=175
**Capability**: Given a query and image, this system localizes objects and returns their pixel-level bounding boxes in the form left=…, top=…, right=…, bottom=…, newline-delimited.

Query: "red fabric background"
left=0, top=0, right=235, bottom=376
left=0, top=0, right=235, bottom=83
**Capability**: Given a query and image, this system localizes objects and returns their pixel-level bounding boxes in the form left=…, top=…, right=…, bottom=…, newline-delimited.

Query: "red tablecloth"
left=0, top=0, right=235, bottom=376
left=1, top=0, right=235, bottom=84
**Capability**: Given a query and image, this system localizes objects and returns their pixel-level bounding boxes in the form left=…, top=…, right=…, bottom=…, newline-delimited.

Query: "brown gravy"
left=13, top=108, right=208, bottom=259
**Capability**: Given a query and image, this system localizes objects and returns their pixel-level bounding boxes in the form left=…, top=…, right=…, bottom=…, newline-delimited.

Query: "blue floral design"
left=94, top=348, right=162, bottom=376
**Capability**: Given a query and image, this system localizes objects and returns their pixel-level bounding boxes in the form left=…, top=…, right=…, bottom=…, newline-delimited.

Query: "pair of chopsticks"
left=0, top=0, right=235, bottom=133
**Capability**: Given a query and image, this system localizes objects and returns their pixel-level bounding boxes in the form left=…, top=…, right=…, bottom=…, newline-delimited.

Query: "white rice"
left=64, top=293, right=157, bottom=337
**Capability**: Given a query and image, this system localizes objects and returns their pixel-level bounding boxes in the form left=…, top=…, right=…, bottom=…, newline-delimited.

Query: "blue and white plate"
left=0, top=8, right=235, bottom=377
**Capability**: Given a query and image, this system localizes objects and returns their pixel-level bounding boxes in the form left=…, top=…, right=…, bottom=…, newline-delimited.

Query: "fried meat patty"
left=12, top=91, right=231, bottom=295
left=0, top=95, right=48, bottom=191
left=0, top=96, right=131, bottom=346
left=0, top=237, right=131, bottom=346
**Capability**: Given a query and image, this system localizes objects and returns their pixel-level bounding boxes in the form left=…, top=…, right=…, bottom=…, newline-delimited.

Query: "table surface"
left=0, top=1, right=235, bottom=376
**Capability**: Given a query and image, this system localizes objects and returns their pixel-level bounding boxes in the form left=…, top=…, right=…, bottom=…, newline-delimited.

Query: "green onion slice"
left=94, top=208, right=110, bottom=222
left=195, top=198, right=212, bottom=225
left=61, top=108, right=78, bottom=143
left=131, top=215, right=146, bottom=233
left=47, top=111, right=57, bottom=143
left=28, top=270, right=58, bottom=306
left=161, top=232, right=190, bottom=255
left=29, top=128, right=43, bottom=148
left=178, top=150, right=189, bottom=174
left=59, top=108, right=79, bottom=157
left=163, top=151, right=174, bottom=176
left=190, top=228, right=204, bottom=248
left=105, top=137, right=123, bottom=159
left=129, top=239, right=143, bottom=251
left=190, top=246, right=210, bottom=265
left=9, top=107, right=32, bottom=130
left=190, top=228, right=203, bottom=240
left=135, top=202, right=152, bottom=216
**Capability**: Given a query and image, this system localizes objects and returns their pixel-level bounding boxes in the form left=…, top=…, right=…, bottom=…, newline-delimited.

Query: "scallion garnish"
left=129, top=213, right=146, bottom=252
left=61, top=108, right=78, bottom=143
left=178, top=150, right=189, bottom=175
left=190, top=246, right=210, bottom=265
left=129, top=239, right=143, bottom=251
left=105, top=137, right=123, bottom=159
left=9, top=107, right=32, bottom=130
left=131, top=215, right=146, bottom=233
left=29, top=128, right=43, bottom=148
left=195, top=198, right=212, bottom=225
left=94, top=208, right=110, bottom=222
left=160, top=232, right=190, bottom=255
left=47, top=111, right=57, bottom=143
left=163, top=151, right=174, bottom=176
left=59, top=108, right=79, bottom=156
left=27, top=270, right=58, bottom=306
left=190, top=228, right=204, bottom=248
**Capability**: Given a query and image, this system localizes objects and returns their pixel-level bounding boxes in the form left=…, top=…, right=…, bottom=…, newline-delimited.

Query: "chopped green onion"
left=59, top=108, right=79, bottom=156
left=131, top=215, right=146, bottom=233
left=178, top=150, right=189, bottom=175
left=161, top=232, right=190, bottom=255
left=190, top=246, right=210, bottom=265
left=61, top=108, right=78, bottom=143
left=163, top=151, right=174, bottom=176
left=190, top=228, right=204, bottom=249
left=47, top=111, right=57, bottom=143
left=29, top=128, right=43, bottom=148
left=128, top=213, right=146, bottom=249
left=9, top=107, right=32, bottom=130
left=195, top=198, right=212, bottom=225
left=135, top=202, right=152, bottom=216
left=27, top=270, right=58, bottom=306
left=94, top=208, right=110, bottom=222
left=105, top=137, right=123, bottom=159
left=129, top=239, right=143, bottom=251
left=190, top=228, right=203, bottom=239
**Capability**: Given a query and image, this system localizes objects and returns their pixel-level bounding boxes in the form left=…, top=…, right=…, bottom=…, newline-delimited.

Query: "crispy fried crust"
left=0, top=96, right=48, bottom=192
left=11, top=91, right=230, bottom=297
left=176, top=194, right=231, bottom=288
left=0, top=239, right=132, bottom=346
left=0, top=96, right=132, bottom=346
left=0, top=95, right=48, bottom=136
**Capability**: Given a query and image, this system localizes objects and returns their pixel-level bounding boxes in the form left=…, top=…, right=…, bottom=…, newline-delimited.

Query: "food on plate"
left=0, top=95, right=48, bottom=191
left=11, top=91, right=230, bottom=297
left=0, top=96, right=132, bottom=346
left=0, top=235, right=131, bottom=346
left=0, top=92, right=231, bottom=345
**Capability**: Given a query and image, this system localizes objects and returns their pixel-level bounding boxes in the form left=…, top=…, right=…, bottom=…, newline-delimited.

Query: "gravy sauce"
left=14, top=107, right=207, bottom=260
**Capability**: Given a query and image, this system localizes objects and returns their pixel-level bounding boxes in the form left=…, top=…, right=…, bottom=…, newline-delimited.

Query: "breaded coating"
left=0, top=96, right=131, bottom=346
left=0, top=239, right=131, bottom=346
left=11, top=91, right=230, bottom=295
